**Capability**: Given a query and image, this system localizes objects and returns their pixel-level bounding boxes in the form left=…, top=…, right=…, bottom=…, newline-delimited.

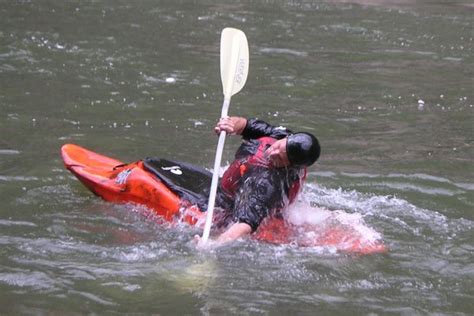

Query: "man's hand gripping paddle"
left=201, top=28, right=249, bottom=243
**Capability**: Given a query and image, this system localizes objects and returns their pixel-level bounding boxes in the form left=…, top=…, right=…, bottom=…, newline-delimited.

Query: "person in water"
left=195, top=116, right=320, bottom=247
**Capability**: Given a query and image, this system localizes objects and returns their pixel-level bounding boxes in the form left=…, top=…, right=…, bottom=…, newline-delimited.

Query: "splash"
left=275, top=198, right=387, bottom=254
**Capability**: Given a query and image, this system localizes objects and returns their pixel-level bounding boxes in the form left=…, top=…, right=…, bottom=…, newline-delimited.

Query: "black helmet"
left=286, top=132, right=321, bottom=166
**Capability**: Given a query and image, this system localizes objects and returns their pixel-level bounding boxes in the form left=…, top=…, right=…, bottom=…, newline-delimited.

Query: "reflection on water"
left=0, top=0, right=473, bottom=314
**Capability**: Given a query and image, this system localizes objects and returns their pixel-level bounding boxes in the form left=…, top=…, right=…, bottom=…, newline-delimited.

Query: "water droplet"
left=418, top=100, right=425, bottom=110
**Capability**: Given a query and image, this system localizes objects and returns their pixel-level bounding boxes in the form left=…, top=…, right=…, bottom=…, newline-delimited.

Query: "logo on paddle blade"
left=235, top=58, right=246, bottom=84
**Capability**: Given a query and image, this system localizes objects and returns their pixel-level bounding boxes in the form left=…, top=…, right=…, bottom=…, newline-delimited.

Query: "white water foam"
left=298, top=183, right=473, bottom=244
left=285, top=199, right=383, bottom=248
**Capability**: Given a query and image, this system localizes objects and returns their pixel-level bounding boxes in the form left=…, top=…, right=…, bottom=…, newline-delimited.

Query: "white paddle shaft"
left=201, top=99, right=230, bottom=242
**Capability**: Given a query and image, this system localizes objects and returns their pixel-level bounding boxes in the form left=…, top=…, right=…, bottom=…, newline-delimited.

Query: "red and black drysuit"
left=214, top=118, right=306, bottom=232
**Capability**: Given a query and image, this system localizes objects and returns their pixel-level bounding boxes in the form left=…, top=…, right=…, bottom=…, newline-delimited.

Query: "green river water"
left=0, top=1, right=473, bottom=314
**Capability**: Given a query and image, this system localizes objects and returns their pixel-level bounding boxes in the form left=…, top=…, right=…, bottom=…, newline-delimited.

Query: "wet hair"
left=286, top=132, right=321, bottom=166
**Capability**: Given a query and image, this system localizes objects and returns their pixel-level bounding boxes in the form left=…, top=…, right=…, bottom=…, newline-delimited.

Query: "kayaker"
left=195, top=116, right=320, bottom=247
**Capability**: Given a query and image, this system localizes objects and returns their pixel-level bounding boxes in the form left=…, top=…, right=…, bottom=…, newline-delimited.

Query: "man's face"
left=266, top=138, right=290, bottom=168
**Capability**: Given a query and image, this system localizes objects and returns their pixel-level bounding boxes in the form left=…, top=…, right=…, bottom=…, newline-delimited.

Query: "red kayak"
left=61, top=144, right=387, bottom=254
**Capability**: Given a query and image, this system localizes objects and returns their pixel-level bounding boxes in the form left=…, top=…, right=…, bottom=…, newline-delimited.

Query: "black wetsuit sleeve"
left=232, top=168, right=285, bottom=232
left=241, top=118, right=292, bottom=140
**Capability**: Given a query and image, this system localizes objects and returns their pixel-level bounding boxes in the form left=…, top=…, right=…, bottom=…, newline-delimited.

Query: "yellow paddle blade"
left=220, top=28, right=249, bottom=99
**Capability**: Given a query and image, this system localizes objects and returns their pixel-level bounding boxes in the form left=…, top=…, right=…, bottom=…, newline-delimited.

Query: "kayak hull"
left=61, top=144, right=202, bottom=224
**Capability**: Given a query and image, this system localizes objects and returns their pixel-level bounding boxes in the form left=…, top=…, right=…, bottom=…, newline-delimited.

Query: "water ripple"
left=0, top=220, right=37, bottom=227
left=259, top=47, right=308, bottom=57
left=0, top=271, right=60, bottom=291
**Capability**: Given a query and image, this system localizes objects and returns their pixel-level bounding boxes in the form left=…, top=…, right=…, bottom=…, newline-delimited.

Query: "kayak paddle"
left=201, top=27, right=249, bottom=243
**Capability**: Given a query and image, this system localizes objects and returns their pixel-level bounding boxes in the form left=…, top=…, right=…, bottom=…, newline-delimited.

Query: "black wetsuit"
left=215, top=118, right=306, bottom=232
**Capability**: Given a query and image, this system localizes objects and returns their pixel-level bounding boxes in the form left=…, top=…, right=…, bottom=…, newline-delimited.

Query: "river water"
left=1, top=0, right=473, bottom=314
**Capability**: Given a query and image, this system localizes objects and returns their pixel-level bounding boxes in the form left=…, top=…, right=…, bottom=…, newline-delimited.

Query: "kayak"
left=61, top=144, right=387, bottom=254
